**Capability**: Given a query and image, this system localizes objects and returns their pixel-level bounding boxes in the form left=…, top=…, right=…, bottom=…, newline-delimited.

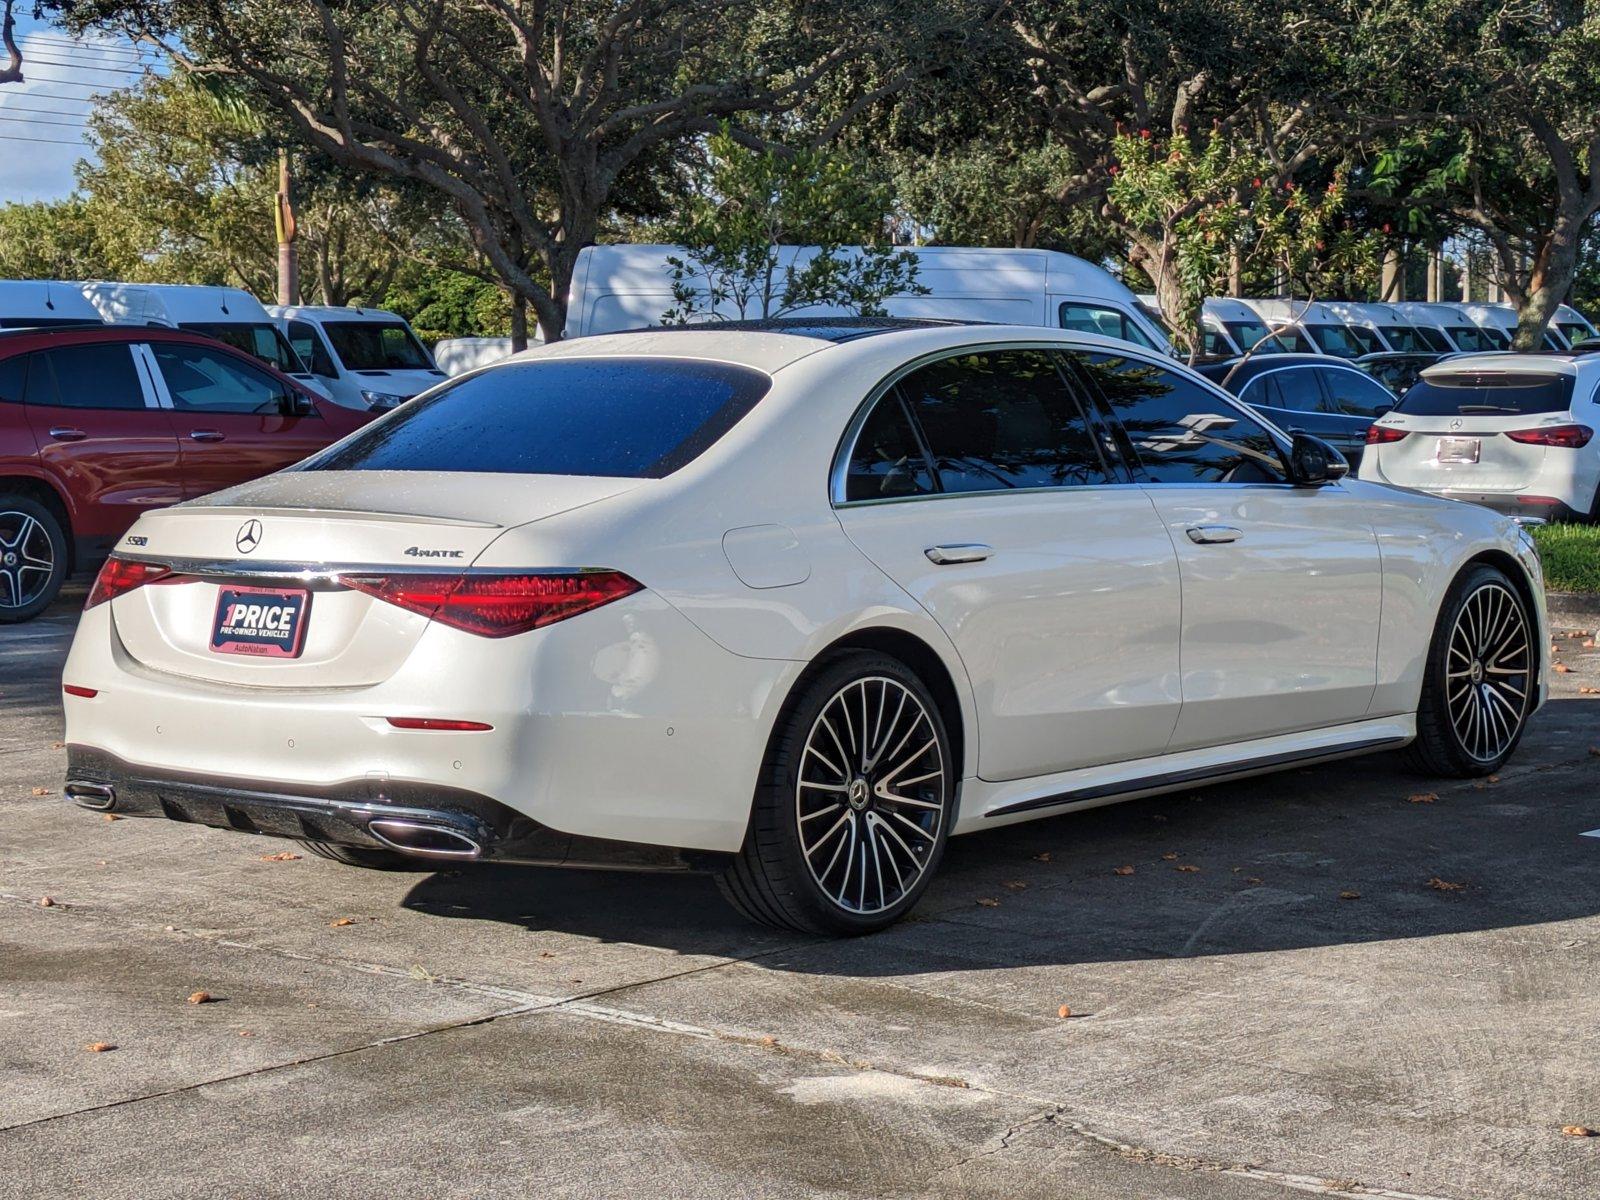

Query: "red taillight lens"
left=1366, top=424, right=1409, bottom=445
left=1505, top=423, right=1593, bottom=449
left=385, top=717, right=494, bottom=731
left=85, top=557, right=172, bottom=609
left=62, top=684, right=98, bottom=698
left=342, top=570, right=643, bottom=638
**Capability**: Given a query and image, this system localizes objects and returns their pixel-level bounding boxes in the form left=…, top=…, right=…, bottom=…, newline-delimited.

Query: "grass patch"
left=1531, top=523, right=1600, bottom=594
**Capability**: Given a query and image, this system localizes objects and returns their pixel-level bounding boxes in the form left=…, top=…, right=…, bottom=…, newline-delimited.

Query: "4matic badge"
left=404, top=546, right=464, bottom=558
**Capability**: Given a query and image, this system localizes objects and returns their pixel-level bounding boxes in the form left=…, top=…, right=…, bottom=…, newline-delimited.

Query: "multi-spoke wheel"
left=1408, top=564, right=1536, bottom=777
left=718, top=651, right=954, bottom=934
left=0, top=495, right=68, bottom=624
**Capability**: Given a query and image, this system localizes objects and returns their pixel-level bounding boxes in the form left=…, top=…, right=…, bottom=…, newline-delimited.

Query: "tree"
left=1007, top=0, right=1380, bottom=347
left=57, top=0, right=960, bottom=344
left=0, top=198, right=126, bottom=278
left=1369, top=1, right=1600, bottom=348
left=660, top=128, right=921, bottom=323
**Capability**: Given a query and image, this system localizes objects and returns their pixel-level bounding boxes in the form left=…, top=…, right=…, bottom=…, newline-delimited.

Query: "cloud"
left=0, top=27, right=149, bottom=204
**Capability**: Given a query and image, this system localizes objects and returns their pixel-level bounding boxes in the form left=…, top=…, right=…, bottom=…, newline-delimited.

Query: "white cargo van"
left=269, top=304, right=446, bottom=410
left=78, top=283, right=325, bottom=395
left=564, top=244, right=1171, bottom=353
left=1394, top=302, right=1500, bottom=353
left=1238, top=299, right=1368, bottom=358
left=0, top=280, right=105, bottom=329
left=1555, top=303, right=1597, bottom=347
left=1462, top=302, right=1569, bottom=351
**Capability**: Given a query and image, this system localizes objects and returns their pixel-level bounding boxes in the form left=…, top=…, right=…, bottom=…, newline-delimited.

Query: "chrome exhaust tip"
left=65, top=781, right=116, bottom=811
left=366, top=817, right=483, bottom=860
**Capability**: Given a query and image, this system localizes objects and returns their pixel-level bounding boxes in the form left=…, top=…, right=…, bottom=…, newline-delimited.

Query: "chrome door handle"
left=1186, top=525, right=1243, bottom=545
left=188, top=429, right=225, bottom=442
left=925, top=543, right=994, bottom=565
left=48, top=427, right=87, bottom=441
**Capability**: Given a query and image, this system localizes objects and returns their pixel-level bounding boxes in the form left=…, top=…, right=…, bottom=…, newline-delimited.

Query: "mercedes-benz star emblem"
left=1450, top=418, right=1463, bottom=430
left=235, top=519, right=263, bottom=554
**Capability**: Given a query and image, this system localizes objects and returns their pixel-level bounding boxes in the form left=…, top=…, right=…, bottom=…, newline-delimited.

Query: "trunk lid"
left=108, top=471, right=637, bottom=687
left=1369, top=410, right=1555, bottom=493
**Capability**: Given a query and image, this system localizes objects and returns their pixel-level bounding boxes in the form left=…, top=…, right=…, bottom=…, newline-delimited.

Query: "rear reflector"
left=85, top=557, right=172, bottom=609
left=1366, top=425, right=1409, bottom=444
left=342, top=570, right=643, bottom=638
left=62, top=684, right=98, bottom=698
left=385, top=717, right=493, bottom=731
left=1516, top=495, right=1561, bottom=506
left=1505, top=423, right=1593, bottom=449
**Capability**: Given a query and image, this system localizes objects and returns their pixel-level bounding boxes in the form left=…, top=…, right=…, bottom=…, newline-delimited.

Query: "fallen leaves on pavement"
left=1175, top=864, right=1200, bottom=873
left=1408, top=792, right=1438, bottom=804
left=1427, top=877, right=1466, bottom=892
left=1554, top=663, right=1572, bottom=674
left=1032, top=852, right=1051, bottom=862
left=1339, top=891, right=1361, bottom=900
left=328, top=917, right=355, bottom=927
left=976, top=898, right=1000, bottom=907
left=1113, top=865, right=1135, bottom=876
left=1057, top=1005, right=1072, bottom=1019
left=84, top=1042, right=115, bottom=1053
left=30, top=787, right=49, bottom=796
left=1560, top=1125, right=1595, bottom=1138
left=187, top=991, right=214, bottom=1005
left=1161, top=852, right=1179, bottom=861
left=259, top=851, right=300, bottom=862
left=37, top=896, right=55, bottom=908
left=1003, top=880, right=1027, bottom=890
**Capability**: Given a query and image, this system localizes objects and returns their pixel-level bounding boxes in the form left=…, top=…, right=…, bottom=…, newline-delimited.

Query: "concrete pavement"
left=2, top=587, right=1598, bottom=1198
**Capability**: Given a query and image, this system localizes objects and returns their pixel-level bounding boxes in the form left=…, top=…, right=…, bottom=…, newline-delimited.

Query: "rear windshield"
left=323, top=321, right=432, bottom=371
left=301, top=357, right=771, bottom=478
left=1395, top=373, right=1575, bottom=417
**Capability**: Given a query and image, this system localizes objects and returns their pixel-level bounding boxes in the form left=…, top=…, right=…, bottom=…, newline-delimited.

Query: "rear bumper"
left=1431, top=491, right=1581, bottom=522
left=64, top=745, right=727, bottom=871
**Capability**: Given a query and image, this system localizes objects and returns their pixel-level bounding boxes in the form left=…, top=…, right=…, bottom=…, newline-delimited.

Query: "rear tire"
left=0, top=494, right=68, bottom=624
left=717, top=651, right=954, bottom=935
left=1404, top=563, right=1535, bottom=777
left=296, top=839, right=429, bottom=871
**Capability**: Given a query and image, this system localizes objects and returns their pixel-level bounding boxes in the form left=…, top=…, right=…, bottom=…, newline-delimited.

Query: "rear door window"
left=845, top=393, right=937, bottom=501
left=1320, top=368, right=1395, bottom=417
left=25, top=345, right=146, bottom=410
left=1272, top=368, right=1325, bottom=413
left=895, top=349, right=1114, bottom=493
left=0, top=356, right=24, bottom=404
left=303, top=358, right=769, bottom=478
left=1071, top=352, right=1287, bottom=484
left=1395, top=374, right=1575, bottom=417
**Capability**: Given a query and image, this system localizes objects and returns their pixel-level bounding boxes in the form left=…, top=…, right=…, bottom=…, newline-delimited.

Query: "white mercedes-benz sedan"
left=61, top=320, right=1549, bottom=933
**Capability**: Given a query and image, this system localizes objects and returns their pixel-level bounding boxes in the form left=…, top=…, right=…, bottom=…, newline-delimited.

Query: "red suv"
left=0, top=325, right=374, bottom=621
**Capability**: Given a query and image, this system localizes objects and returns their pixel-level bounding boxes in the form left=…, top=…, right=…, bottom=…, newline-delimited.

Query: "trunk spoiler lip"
left=165, top=503, right=504, bottom=530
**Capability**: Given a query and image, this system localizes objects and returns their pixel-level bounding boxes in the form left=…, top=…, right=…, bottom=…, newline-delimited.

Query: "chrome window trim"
left=829, top=338, right=1125, bottom=508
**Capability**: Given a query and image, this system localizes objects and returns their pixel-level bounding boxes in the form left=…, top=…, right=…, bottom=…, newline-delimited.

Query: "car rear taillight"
left=341, top=570, right=643, bottom=638
left=85, top=557, right=173, bottom=609
left=1366, top=425, right=1409, bottom=444
left=1505, top=423, right=1593, bottom=449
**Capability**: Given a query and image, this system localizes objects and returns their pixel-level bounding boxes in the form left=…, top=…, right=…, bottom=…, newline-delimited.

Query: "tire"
left=1405, top=563, right=1536, bottom=777
left=0, top=494, right=68, bottom=624
left=296, top=839, right=429, bottom=871
left=717, top=651, right=955, bottom=935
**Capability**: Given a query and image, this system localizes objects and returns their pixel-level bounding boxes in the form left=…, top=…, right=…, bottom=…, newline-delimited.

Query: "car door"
left=140, top=341, right=332, bottom=499
left=833, top=346, right=1182, bottom=782
left=1070, top=350, right=1382, bottom=752
left=20, top=342, right=184, bottom=542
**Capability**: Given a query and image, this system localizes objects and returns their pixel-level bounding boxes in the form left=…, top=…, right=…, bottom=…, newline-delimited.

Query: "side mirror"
left=279, top=391, right=315, bottom=417
left=1288, top=433, right=1349, bottom=486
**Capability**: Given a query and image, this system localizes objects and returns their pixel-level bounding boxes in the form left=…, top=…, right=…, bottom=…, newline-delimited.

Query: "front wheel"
left=1406, top=564, right=1536, bottom=777
left=718, top=651, right=954, bottom=935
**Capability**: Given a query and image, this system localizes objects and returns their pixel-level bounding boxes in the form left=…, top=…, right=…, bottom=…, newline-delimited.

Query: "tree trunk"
left=510, top=292, right=530, bottom=353
left=1227, top=246, right=1242, bottom=296
left=1139, top=238, right=1202, bottom=364
left=1515, top=217, right=1584, bottom=351
left=1381, top=248, right=1403, bottom=301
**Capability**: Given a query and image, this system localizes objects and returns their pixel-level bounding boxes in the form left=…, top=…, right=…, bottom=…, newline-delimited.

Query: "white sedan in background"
left=62, top=321, right=1547, bottom=933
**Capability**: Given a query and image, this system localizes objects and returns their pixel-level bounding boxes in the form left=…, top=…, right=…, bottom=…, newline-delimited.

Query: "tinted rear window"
left=302, top=358, right=770, bottom=478
left=1396, top=374, right=1574, bottom=417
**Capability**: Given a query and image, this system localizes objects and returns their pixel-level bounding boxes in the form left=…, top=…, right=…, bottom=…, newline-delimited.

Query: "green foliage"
left=1531, top=523, right=1600, bottom=594
left=1109, top=128, right=1365, bottom=355
left=382, top=263, right=511, bottom=342
left=661, top=128, right=924, bottom=323
left=0, top=199, right=128, bottom=279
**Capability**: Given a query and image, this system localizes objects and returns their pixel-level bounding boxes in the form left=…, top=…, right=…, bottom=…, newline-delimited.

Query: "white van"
left=0, top=279, right=105, bottom=329
left=432, top=336, right=533, bottom=377
left=79, top=282, right=326, bottom=395
left=269, top=304, right=446, bottom=410
left=1237, top=299, right=1368, bottom=358
left=1136, top=296, right=1287, bottom=357
left=1463, top=302, right=1570, bottom=351
left=1555, top=303, right=1597, bottom=347
left=1338, top=301, right=1451, bottom=354
left=564, top=244, right=1171, bottom=353
left=1393, top=302, right=1500, bottom=353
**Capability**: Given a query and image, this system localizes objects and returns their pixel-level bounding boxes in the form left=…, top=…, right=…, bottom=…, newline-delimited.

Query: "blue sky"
left=0, top=11, right=154, bottom=203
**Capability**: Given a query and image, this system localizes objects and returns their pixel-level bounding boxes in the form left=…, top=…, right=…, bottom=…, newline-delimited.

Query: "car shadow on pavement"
left=398, top=698, right=1600, bottom=973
